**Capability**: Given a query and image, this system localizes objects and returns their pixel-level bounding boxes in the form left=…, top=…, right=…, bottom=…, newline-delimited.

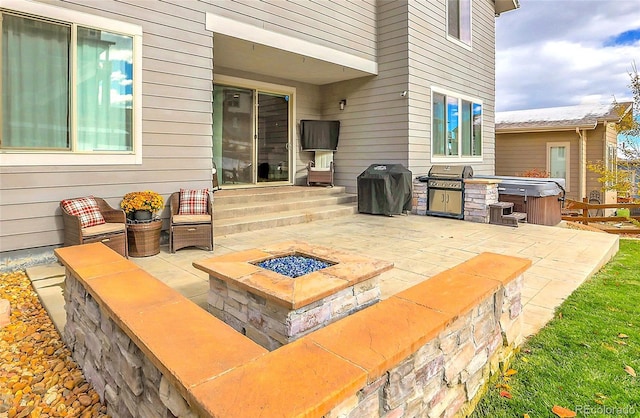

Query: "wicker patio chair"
left=169, top=190, right=214, bottom=253
left=60, top=197, right=128, bottom=257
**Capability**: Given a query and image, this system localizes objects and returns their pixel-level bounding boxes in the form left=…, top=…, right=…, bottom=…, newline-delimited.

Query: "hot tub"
left=475, top=176, right=565, bottom=226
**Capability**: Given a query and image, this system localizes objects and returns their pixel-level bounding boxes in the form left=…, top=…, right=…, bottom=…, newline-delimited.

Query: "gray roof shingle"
left=496, top=102, right=633, bottom=131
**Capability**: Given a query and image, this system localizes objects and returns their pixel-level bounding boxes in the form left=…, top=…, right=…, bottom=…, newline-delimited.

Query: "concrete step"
left=214, top=202, right=358, bottom=236
left=213, top=185, right=346, bottom=205
left=214, top=194, right=357, bottom=220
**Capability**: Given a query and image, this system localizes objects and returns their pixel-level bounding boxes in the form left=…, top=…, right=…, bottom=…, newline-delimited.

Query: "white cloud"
left=496, top=0, right=640, bottom=111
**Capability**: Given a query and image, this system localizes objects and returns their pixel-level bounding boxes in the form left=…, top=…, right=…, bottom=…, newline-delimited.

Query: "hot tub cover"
left=357, top=164, right=412, bottom=215
left=475, top=175, right=565, bottom=197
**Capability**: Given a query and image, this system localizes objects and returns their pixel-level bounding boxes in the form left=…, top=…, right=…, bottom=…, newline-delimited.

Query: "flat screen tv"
left=300, top=120, right=340, bottom=151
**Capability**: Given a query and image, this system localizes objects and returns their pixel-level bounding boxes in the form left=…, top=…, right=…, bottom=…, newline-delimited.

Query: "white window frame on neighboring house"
left=431, top=86, right=483, bottom=163
left=605, top=142, right=617, bottom=188
left=446, top=0, right=472, bottom=48
left=0, top=0, right=143, bottom=166
left=547, top=142, right=570, bottom=192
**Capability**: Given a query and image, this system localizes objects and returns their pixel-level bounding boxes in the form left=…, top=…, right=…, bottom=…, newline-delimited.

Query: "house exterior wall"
left=496, top=124, right=620, bottom=204
left=313, top=0, right=498, bottom=193
left=319, top=1, right=411, bottom=193
left=406, top=0, right=497, bottom=177
left=205, top=0, right=377, bottom=61
left=1, top=0, right=503, bottom=258
left=0, top=0, right=214, bottom=255
left=495, top=131, right=580, bottom=201
left=585, top=123, right=618, bottom=203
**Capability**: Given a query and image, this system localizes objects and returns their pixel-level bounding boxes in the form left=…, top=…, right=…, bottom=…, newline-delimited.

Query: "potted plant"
left=121, top=190, right=164, bottom=221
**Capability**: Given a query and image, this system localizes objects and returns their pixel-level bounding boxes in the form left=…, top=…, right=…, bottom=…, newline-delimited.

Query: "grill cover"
left=357, top=164, right=412, bottom=215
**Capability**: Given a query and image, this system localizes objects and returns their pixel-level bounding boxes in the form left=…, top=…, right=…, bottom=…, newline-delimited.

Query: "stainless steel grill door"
left=428, top=189, right=447, bottom=213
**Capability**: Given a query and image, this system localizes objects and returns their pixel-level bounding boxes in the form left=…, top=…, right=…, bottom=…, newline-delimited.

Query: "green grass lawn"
left=472, top=239, right=640, bottom=418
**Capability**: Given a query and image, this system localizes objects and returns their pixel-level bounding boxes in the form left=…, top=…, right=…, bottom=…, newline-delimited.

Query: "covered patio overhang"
left=205, top=14, right=378, bottom=85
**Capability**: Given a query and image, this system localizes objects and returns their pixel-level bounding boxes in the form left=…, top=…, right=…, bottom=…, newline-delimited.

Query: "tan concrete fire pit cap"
left=193, top=241, right=394, bottom=309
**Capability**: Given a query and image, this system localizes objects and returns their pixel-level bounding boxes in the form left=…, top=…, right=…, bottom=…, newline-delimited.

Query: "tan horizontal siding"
left=405, top=0, right=496, bottom=179
left=320, top=1, right=410, bottom=193
left=206, top=0, right=376, bottom=60
left=496, top=131, right=580, bottom=199
left=1, top=0, right=213, bottom=252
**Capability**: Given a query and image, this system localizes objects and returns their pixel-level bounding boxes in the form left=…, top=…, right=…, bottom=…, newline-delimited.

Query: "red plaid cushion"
left=61, top=196, right=106, bottom=228
left=178, top=189, right=209, bottom=215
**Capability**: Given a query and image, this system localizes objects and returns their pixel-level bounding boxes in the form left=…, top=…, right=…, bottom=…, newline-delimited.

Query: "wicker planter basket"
left=127, top=220, right=162, bottom=257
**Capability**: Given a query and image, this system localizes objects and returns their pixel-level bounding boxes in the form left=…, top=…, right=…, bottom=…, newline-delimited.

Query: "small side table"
left=127, top=220, right=162, bottom=257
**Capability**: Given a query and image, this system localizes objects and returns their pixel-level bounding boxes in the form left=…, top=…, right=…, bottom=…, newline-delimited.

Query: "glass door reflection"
left=257, top=93, right=289, bottom=183
left=216, top=86, right=254, bottom=185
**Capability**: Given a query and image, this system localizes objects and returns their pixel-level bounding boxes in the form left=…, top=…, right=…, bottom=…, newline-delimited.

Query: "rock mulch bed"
left=0, top=271, right=108, bottom=418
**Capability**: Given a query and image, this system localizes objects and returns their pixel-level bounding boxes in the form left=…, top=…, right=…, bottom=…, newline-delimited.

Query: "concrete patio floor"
left=28, top=213, right=619, bottom=340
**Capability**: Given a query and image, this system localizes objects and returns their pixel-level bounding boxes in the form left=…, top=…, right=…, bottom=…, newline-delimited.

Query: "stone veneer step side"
left=55, top=242, right=531, bottom=418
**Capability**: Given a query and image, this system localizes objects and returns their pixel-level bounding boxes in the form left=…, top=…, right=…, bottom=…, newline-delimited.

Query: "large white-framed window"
left=431, top=87, right=482, bottom=162
left=0, top=0, right=142, bottom=166
left=447, top=0, right=472, bottom=47
left=547, top=142, right=570, bottom=192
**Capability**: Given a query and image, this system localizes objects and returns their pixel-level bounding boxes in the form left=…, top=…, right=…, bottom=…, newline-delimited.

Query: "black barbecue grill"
left=357, top=164, right=413, bottom=216
left=418, top=165, right=473, bottom=219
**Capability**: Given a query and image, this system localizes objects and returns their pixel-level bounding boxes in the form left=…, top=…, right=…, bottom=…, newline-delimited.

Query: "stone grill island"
left=193, top=241, right=394, bottom=350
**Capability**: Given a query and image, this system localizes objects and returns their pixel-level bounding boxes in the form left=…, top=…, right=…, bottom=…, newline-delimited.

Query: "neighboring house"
left=618, top=160, right=640, bottom=199
left=0, top=0, right=519, bottom=263
left=495, top=102, right=633, bottom=204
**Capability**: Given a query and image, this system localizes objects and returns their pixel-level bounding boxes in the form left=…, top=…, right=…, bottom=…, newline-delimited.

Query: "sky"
left=495, top=0, right=640, bottom=112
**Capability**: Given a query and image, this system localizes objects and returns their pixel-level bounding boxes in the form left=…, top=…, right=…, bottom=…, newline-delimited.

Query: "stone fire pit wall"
left=55, top=243, right=530, bottom=418
left=194, top=241, right=393, bottom=350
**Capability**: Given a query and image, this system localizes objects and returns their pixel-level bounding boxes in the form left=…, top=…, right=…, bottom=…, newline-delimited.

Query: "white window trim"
left=430, top=86, right=483, bottom=163
left=605, top=142, right=617, bottom=188
left=214, top=75, right=297, bottom=184
left=445, top=0, right=473, bottom=50
left=0, top=0, right=143, bottom=166
left=546, top=142, right=571, bottom=192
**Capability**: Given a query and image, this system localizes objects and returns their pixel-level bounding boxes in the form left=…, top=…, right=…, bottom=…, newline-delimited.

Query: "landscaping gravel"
left=0, top=271, right=108, bottom=418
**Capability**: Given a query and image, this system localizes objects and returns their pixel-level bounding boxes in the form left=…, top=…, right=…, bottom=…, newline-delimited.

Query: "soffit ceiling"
left=214, top=34, right=374, bottom=86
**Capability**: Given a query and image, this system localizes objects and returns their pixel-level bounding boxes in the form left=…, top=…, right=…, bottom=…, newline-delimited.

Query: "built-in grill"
left=418, top=165, right=474, bottom=219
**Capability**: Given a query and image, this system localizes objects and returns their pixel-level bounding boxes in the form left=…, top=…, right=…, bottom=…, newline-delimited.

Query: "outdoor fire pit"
left=193, top=241, right=393, bottom=350
left=256, top=254, right=333, bottom=277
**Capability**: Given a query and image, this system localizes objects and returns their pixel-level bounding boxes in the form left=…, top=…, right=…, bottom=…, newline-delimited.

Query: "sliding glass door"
left=257, top=93, right=289, bottom=183
left=213, top=84, right=290, bottom=186
left=213, top=86, right=254, bottom=185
